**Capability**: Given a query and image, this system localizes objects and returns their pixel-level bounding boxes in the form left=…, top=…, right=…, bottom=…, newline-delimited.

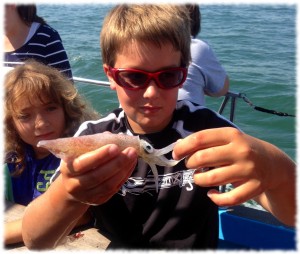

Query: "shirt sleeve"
left=43, top=26, right=73, bottom=80
left=191, top=39, right=227, bottom=94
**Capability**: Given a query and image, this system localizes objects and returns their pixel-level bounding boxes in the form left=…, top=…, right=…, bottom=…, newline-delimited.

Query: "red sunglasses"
left=108, top=66, right=187, bottom=90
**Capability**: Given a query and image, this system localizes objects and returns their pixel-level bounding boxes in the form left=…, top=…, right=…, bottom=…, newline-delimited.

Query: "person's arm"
left=194, top=39, right=229, bottom=98
left=22, top=144, right=137, bottom=249
left=4, top=220, right=23, bottom=245
left=5, top=207, right=91, bottom=246
left=172, top=127, right=296, bottom=227
left=22, top=177, right=90, bottom=249
left=251, top=145, right=295, bottom=226
left=205, top=75, right=230, bottom=97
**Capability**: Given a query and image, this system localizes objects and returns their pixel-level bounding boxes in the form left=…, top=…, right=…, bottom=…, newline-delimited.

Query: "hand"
left=172, top=127, right=295, bottom=210
left=22, top=144, right=138, bottom=249
left=59, top=144, right=138, bottom=205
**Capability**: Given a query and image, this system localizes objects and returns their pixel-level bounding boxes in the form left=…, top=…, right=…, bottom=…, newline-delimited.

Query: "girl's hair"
left=16, top=4, right=46, bottom=26
left=101, top=4, right=191, bottom=67
left=4, top=60, right=99, bottom=175
left=185, top=4, right=201, bottom=38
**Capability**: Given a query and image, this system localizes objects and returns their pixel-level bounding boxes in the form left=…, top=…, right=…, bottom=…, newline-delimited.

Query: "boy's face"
left=105, top=41, right=182, bottom=134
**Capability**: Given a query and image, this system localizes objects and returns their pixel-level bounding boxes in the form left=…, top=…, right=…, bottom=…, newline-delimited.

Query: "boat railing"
left=73, top=76, right=110, bottom=87
left=217, top=91, right=243, bottom=122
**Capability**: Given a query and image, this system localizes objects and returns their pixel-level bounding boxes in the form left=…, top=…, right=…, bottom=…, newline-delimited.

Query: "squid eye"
left=141, top=140, right=154, bottom=154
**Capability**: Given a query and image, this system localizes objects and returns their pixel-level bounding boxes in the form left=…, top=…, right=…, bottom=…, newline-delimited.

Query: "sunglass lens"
left=158, top=70, right=184, bottom=88
left=118, top=71, right=148, bottom=89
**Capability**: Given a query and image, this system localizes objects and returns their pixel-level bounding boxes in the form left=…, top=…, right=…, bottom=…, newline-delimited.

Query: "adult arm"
left=193, top=39, right=229, bottom=97
left=205, top=75, right=230, bottom=97
left=172, top=127, right=296, bottom=226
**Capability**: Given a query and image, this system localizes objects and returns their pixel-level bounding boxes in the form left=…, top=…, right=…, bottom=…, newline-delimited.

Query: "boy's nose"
left=144, top=79, right=160, bottom=96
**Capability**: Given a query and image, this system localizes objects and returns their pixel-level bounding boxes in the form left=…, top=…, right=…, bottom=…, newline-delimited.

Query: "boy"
left=22, top=4, right=295, bottom=250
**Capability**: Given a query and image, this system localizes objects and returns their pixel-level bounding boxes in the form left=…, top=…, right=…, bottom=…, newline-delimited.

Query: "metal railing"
left=73, top=77, right=110, bottom=87
left=217, top=91, right=242, bottom=122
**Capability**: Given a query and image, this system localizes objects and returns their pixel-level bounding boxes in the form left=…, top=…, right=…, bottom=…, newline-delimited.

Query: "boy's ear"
left=103, top=64, right=117, bottom=90
left=103, top=64, right=110, bottom=76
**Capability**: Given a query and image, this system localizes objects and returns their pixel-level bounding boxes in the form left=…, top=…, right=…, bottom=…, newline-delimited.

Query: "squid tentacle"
left=152, top=141, right=177, bottom=156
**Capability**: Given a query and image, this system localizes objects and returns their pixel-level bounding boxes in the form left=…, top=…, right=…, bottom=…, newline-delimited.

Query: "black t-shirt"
left=76, top=100, right=237, bottom=249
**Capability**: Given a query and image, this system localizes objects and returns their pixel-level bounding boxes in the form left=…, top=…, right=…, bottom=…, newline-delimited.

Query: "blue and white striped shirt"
left=4, top=23, right=73, bottom=80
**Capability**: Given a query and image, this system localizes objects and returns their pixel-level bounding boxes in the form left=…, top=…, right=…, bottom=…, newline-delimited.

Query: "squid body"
left=37, top=132, right=181, bottom=192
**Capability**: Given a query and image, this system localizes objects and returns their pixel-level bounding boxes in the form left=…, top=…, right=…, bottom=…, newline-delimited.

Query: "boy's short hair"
left=100, top=4, right=191, bottom=67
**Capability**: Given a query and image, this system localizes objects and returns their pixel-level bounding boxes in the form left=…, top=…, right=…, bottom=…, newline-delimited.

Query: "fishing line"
left=240, top=93, right=295, bottom=117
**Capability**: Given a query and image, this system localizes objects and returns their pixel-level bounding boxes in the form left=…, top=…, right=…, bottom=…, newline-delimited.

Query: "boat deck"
left=4, top=201, right=110, bottom=251
left=4, top=201, right=296, bottom=251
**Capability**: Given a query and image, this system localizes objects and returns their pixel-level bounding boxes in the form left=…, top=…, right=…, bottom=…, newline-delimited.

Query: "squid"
left=37, top=132, right=181, bottom=192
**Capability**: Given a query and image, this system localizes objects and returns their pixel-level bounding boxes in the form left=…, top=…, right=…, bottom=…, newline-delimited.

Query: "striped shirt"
left=4, top=23, right=73, bottom=80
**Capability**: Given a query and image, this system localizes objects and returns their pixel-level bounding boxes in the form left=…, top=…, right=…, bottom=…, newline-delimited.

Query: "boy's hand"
left=172, top=127, right=295, bottom=223
left=59, top=144, right=138, bottom=205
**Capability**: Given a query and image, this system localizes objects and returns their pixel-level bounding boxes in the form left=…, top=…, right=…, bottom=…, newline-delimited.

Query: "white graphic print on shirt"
left=119, top=169, right=195, bottom=196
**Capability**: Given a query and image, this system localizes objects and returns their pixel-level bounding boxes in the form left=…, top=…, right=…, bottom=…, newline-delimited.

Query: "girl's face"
left=12, top=95, right=66, bottom=159
left=105, top=41, right=182, bottom=134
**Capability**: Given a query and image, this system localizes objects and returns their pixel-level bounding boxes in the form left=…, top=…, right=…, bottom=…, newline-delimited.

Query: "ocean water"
left=38, top=3, right=296, bottom=160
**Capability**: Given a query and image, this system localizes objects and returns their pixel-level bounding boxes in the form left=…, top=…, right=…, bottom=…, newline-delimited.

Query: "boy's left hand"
left=172, top=127, right=296, bottom=227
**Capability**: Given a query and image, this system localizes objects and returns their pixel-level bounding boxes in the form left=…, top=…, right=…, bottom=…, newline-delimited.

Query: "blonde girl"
left=4, top=60, right=99, bottom=245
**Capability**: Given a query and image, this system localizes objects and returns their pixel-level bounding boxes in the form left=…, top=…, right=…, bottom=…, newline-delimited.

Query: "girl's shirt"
left=5, top=145, right=60, bottom=206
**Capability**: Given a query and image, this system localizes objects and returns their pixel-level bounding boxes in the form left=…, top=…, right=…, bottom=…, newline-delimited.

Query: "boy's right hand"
left=59, top=144, right=138, bottom=205
left=22, top=144, right=138, bottom=249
